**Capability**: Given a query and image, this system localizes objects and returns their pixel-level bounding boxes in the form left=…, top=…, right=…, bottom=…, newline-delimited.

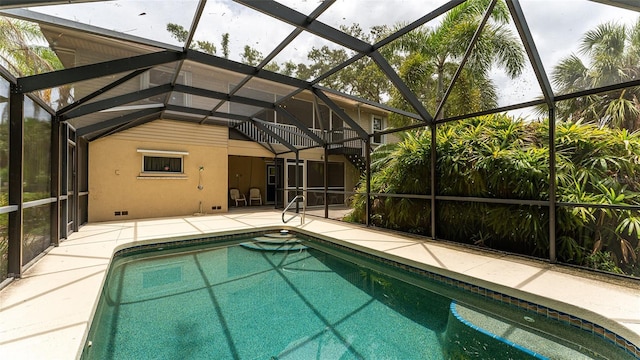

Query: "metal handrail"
left=282, top=195, right=306, bottom=225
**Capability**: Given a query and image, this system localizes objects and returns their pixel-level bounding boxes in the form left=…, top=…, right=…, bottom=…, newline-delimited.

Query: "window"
left=137, top=149, right=188, bottom=176
left=372, top=116, right=384, bottom=144
left=142, top=68, right=190, bottom=106
left=143, top=156, right=182, bottom=173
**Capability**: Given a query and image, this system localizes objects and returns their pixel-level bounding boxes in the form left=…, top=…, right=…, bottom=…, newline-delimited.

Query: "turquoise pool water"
left=81, top=232, right=637, bottom=359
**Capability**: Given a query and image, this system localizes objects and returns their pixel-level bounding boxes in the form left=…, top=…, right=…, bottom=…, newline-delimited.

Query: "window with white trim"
left=143, top=156, right=183, bottom=173
left=138, top=149, right=188, bottom=176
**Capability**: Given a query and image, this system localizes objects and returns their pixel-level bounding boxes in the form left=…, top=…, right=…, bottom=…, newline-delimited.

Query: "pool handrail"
left=282, top=195, right=306, bottom=225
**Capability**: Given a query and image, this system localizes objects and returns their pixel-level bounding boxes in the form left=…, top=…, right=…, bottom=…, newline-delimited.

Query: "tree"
left=221, top=33, right=230, bottom=59
left=166, top=23, right=222, bottom=55
left=299, top=24, right=392, bottom=103
left=0, top=17, right=69, bottom=109
left=552, top=18, right=640, bottom=130
left=240, top=45, right=263, bottom=66
left=0, top=17, right=63, bottom=76
left=346, top=114, right=640, bottom=276
left=385, top=0, right=525, bottom=122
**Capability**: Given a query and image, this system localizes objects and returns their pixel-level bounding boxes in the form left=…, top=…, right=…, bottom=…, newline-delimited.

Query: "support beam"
left=252, top=118, right=298, bottom=153
left=315, top=85, right=423, bottom=122
left=374, top=0, right=466, bottom=49
left=8, top=85, right=23, bottom=277
left=430, top=124, right=437, bottom=239
left=236, top=0, right=372, bottom=53
left=16, top=51, right=183, bottom=93
left=57, top=68, right=152, bottom=116
left=275, top=107, right=325, bottom=145
left=50, top=117, right=60, bottom=246
left=324, top=145, right=329, bottom=219
left=369, top=51, right=434, bottom=123
left=166, top=104, right=249, bottom=122
left=507, top=0, right=554, bottom=107
left=434, top=0, right=497, bottom=120
left=59, top=123, right=69, bottom=239
left=548, top=106, right=557, bottom=263
left=62, top=84, right=172, bottom=120
left=174, top=84, right=276, bottom=109
left=186, top=49, right=309, bottom=89
left=87, top=113, right=160, bottom=141
left=365, top=140, right=371, bottom=227
left=295, top=151, right=300, bottom=213
left=76, top=107, right=162, bottom=137
left=312, top=88, right=369, bottom=140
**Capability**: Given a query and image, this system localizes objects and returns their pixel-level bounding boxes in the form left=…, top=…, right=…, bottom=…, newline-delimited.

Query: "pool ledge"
left=1, top=210, right=639, bottom=359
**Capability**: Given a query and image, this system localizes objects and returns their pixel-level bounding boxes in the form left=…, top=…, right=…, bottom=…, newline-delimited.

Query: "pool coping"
left=1, top=211, right=639, bottom=359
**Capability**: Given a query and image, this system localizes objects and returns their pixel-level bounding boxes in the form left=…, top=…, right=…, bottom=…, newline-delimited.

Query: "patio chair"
left=249, top=187, right=262, bottom=205
left=230, top=188, right=247, bottom=206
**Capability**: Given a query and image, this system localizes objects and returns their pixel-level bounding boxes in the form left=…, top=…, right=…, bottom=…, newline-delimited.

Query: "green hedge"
left=346, top=114, right=640, bottom=276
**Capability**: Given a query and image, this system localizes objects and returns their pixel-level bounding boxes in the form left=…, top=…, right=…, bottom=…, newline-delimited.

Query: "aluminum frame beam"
left=8, top=84, right=23, bottom=276
left=236, top=0, right=372, bottom=54
left=251, top=118, right=298, bottom=153
left=369, top=51, right=434, bottom=123
left=186, top=50, right=309, bottom=89
left=507, top=0, right=554, bottom=107
left=174, top=84, right=275, bottom=109
left=57, top=68, right=152, bottom=117
left=16, top=51, right=184, bottom=94
left=62, top=84, right=172, bottom=120
left=315, top=85, right=423, bottom=122
left=275, top=107, right=325, bottom=146
left=76, top=107, right=162, bottom=137
left=312, top=88, right=369, bottom=140
left=434, top=0, right=497, bottom=120
left=166, top=104, right=251, bottom=123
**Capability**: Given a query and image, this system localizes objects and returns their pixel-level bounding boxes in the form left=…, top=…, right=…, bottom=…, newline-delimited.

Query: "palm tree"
left=0, top=16, right=66, bottom=108
left=386, top=0, right=525, bottom=122
left=552, top=18, right=640, bottom=130
left=0, top=17, right=62, bottom=77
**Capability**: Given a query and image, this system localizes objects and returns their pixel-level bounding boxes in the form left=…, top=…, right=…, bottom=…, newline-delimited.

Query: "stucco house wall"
left=88, top=120, right=229, bottom=222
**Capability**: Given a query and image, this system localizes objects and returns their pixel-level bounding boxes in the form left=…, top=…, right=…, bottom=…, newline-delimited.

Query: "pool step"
left=240, top=232, right=307, bottom=251
left=263, top=231, right=295, bottom=239
left=446, top=302, right=596, bottom=360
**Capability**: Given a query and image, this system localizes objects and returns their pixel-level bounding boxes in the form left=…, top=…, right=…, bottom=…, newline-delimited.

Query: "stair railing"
left=282, top=195, right=306, bottom=225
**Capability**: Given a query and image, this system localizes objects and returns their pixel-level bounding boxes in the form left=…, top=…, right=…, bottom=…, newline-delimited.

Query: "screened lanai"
left=1, top=0, right=640, bottom=285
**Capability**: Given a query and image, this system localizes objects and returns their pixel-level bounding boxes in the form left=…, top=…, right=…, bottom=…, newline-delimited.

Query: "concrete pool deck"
left=1, top=209, right=639, bottom=359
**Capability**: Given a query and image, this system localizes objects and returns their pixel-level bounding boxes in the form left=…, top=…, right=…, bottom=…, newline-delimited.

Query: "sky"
left=17, top=0, right=640, bottom=119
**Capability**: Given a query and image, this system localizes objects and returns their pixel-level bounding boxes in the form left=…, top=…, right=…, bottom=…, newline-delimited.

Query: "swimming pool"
left=81, top=230, right=638, bottom=359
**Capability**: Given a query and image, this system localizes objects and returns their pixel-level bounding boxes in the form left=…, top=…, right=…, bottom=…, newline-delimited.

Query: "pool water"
left=82, top=233, right=636, bottom=359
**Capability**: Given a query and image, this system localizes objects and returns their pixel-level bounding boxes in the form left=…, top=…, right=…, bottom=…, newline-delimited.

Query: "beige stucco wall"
left=88, top=120, right=229, bottom=222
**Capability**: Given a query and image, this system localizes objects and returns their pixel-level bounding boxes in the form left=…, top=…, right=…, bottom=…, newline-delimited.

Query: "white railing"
left=237, top=121, right=363, bottom=155
left=236, top=121, right=325, bottom=148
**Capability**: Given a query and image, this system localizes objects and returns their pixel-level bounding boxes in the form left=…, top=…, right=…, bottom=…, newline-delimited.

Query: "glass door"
left=266, top=163, right=276, bottom=204
left=284, top=159, right=304, bottom=205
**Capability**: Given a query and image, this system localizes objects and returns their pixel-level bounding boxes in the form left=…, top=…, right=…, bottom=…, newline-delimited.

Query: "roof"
left=0, top=0, right=638, bottom=153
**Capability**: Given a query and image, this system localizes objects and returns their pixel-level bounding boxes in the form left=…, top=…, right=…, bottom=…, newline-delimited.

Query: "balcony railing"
left=236, top=121, right=363, bottom=155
